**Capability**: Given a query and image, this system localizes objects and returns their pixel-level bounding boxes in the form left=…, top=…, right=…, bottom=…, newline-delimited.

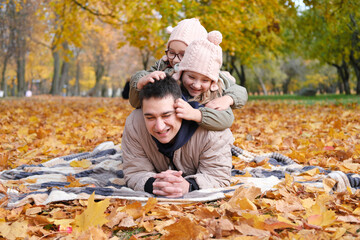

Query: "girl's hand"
left=174, top=98, right=202, bottom=122
left=137, top=71, right=166, bottom=90
left=205, top=95, right=234, bottom=110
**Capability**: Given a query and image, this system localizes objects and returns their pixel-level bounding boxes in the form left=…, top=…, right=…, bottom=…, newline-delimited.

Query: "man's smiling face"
left=142, top=95, right=182, bottom=144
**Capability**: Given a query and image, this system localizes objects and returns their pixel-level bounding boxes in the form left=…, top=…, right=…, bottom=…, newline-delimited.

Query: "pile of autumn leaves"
left=0, top=96, right=359, bottom=239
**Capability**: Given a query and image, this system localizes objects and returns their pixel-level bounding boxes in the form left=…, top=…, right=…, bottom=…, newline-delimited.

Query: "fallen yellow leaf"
left=70, top=159, right=92, bottom=169
left=0, top=221, right=28, bottom=240
left=72, top=192, right=110, bottom=232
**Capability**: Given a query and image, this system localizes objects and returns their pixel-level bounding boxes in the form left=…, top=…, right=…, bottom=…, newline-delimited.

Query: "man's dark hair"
left=140, top=74, right=182, bottom=106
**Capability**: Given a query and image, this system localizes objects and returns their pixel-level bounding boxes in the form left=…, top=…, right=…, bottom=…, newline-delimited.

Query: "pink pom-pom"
left=166, top=26, right=174, bottom=34
left=207, top=31, right=222, bottom=45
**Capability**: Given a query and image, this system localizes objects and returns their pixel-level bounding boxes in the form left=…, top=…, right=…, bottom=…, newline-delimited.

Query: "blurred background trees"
left=0, top=0, right=359, bottom=97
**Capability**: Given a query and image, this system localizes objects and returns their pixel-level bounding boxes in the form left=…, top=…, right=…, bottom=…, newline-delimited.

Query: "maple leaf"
left=0, top=183, right=7, bottom=194
left=120, top=198, right=157, bottom=220
left=226, top=186, right=261, bottom=211
left=162, top=217, right=209, bottom=240
left=0, top=154, right=8, bottom=170
left=65, top=174, right=88, bottom=188
left=194, top=207, right=221, bottom=219
left=25, top=206, right=42, bottom=215
left=72, top=192, right=110, bottom=232
left=76, top=226, right=108, bottom=240
left=336, top=215, right=360, bottom=224
left=49, top=218, right=74, bottom=229
left=263, top=218, right=298, bottom=235
left=323, top=178, right=336, bottom=193
left=7, top=207, right=23, bottom=221
left=306, top=202, right=337, bottom=227
left=207, top=218, right=234, bottom=238
left=0, top=221, right=28, bottom=240
left=143, top=197, right=157, bottom=214
left=106, top=211, right=128, bottom=228
left=118, top=216, right=137, bottom=228
left=299, top=168, right=320, bottom=177
left=353, top=207, right=360, bottom=215
left=234, top=223, right=271, bottom=238
left=141, top=221, right=154, bottom=232
left=331, top=227, right=347, bottom=239
left=70, top=159, right=92, bottom=169
left=237, top=198, right=258, bottom=211
left=230, top=186, right=262, bottom=201
left=121, top=201, right=143, bottom=220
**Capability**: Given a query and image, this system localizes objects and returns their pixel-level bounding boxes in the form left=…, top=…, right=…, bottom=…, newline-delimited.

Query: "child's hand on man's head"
left=137, top=71, right=166, bottom=90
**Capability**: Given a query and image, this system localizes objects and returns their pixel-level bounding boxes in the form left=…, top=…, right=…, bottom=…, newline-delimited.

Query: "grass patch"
left=114, top=228, right=150, bottom=240
left=248, top=94, right=360, bottom=105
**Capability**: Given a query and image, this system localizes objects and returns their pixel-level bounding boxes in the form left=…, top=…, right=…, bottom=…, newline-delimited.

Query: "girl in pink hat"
left=171, top=30, right=248, bottom=130
left=130, top=21, right=247, bottom=130
left=130, top=18, right=208, bottom=106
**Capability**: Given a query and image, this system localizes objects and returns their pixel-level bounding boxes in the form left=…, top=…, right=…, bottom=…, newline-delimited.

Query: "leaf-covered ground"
left=0, top=96, right=359, bottom=239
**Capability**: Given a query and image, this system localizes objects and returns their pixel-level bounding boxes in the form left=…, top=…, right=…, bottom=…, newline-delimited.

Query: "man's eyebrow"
left=143, top=110, right=175, bottom=116
left=162, top=111, right=175, bottom=115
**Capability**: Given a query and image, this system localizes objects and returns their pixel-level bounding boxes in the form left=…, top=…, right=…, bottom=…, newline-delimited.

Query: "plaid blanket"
left=0, top=142, right=359, bottom=208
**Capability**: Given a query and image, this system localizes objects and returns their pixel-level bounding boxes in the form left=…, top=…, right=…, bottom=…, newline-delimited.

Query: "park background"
left=0, top=0, right=360, bottom=98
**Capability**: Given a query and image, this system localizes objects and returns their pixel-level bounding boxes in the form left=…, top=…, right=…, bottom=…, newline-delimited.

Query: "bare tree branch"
left=71, top=0, right=117, bottom=18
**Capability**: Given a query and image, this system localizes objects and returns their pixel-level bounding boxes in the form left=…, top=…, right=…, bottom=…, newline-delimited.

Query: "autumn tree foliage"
left=0, top=0, right=295, bottom=95
left=0, top=0, right=37, bottom=97
left=296, top=0, right=360, bottom=95
left=69, top=0, right=288, bottom=87
left=0, top=0, right=15, bottom=97
left=0, top=0, right=359, bottom=96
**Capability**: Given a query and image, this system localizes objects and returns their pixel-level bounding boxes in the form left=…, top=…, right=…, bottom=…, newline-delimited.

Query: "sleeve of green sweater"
left=196, top=71, right=247, bottom=131
left=129, top=70, right=148, bottom=108
left=220, top=71, right=248, bottom=109
left=198, top=107, right=234, bottom=131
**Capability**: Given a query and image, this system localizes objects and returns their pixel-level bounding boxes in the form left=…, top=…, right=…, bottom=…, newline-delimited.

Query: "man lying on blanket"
left=122, top=76, right=234, bottom=198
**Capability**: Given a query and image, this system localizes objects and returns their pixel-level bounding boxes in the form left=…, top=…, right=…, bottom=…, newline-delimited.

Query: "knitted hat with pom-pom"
left=166, top=18, right=207, bottom=49
left=173, top=31, right=223, bottom=91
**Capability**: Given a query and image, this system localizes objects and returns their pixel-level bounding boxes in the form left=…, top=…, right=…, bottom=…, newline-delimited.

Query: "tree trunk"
left=11, top=77, right=16, bottom=96
left=254, top=68, right=267, bottom=95
left=282, top=76, right=291, bottom=94
left=59, top=42, right=70, bottom=96
left=94, top=62, right=105, bottom=97
left=11, top=0, right=32, bottom=97
left=239, top=65, right=246, bottom=87
left=223, top=51, right=234, bottom=75
left=50, top=50, right=61, bottom=95
left=1, top=57, right=9, bottom=97
left=258, top=75, right=267, bottom=95
left=350, top=51, right=360, bottom=95
left=141, top=49, right=150, bottom=70
left=337, top=79, right=344, bottom=94
left=101, top=81, right=108, bottom=97
left=349, top=14, right=359, bottom=94
left=59, top=61, right=69, bottom=96
left=16, top=52, right=26, bottom=97
left=75, top=60, right=81, bottom=96
left=230, top=55, right=246, bottom=86
left=333, top=60, right=351, bottom=95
